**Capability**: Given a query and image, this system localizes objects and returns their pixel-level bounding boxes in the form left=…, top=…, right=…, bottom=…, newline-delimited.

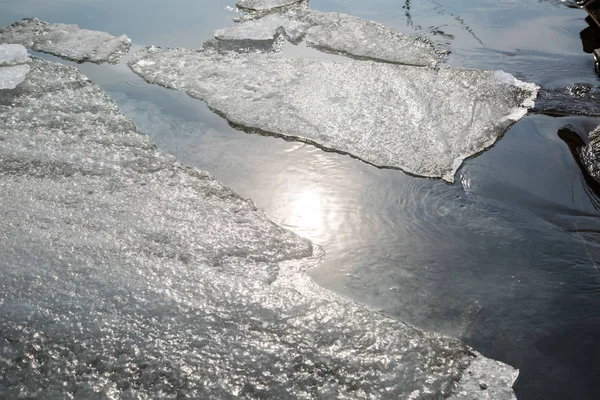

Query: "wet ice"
left=0, top=56, right=518, bottom=399
left=130, top=47, right=537, bottom=182
left=0, top=18, right=131, bottom=64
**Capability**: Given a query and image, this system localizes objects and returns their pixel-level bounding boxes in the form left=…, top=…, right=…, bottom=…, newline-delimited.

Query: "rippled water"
left=3, top=0, right=600, bottom=399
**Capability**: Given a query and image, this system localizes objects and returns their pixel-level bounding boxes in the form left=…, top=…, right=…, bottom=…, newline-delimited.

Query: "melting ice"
left=0, top=18, right=131, bottom=64
left=130, top=47, right=537, bottom=183
left=0, top=56, right=518, bottom=398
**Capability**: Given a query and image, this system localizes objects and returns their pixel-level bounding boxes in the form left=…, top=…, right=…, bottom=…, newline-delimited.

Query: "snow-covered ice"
left=0, top=56, right=518, bottom=398
left=0, top=43, right=28, bottom=66
left=130, top=47, right=537, bottom=182
left=218, top=8, right=441, bottom=66
left=236, top=0, right=305, bottom=11
left=0, top=18, right=131, bottom=64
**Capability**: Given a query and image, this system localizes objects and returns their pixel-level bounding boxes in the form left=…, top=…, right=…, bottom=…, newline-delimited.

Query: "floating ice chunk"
left=236, top=0, right=305, bottom=11
left=0, top=65, right=29, bottom=89
left=1, top=56, right=517, bottom=398
left=130, top=47, right=537, bottom=182
left=215, top=14, right=308, bottom=43
left=300, top=9, right=441, bottom=66
left=0, top=43, right=28, bottom=66
left=0, top=18, right=131, bottom=64
left=218, top=8, right=441, bottom=66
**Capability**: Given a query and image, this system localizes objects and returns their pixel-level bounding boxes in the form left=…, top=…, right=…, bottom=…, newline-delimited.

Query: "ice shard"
left=0, top=43, right=29, bottom=89
left=236, top=0, right=306, bottom=11
left=0, top=56, right=518, bottom=398
left=130, top=47, right=537, bottom=182
left=0, top=18, right=131, bottom=64
left=218, top=8, right=441, bottom=66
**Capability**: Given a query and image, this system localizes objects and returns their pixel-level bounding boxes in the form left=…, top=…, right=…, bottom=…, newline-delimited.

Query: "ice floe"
left=130, top=47, right=537, bottom=182
left=0, top=56, right=518, bottom=398
left=219, top=8, right=441, bottom=66
left=0, top=43, right=29, bottom=89
left=0, top=18, right=131, bottom=64
left=215, top=13, right=309, bottom=43
left=236, top=0, right=306, bottom=11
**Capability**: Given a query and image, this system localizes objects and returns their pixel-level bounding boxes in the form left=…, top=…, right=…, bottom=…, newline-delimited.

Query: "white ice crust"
left=0, top=18, right=131, bottom=64
left=0, top=64, right=30, bottom=89
left=0, top=43, right=28, bottom=66
left=218, top=8, right=441, bottom=66
left=130, top=47, right=538, bottom=182
left=0, top=43, right=29, bottom=89
left=0, top=56, right=518, bottom=399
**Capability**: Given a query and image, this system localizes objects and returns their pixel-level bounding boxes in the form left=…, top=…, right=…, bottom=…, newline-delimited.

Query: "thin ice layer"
left=0, top=65, right=29, bottom=89
left=0, top=18, right=131, bottom=64
left=0, top=43, right=28, bottom=66
left=219, top=8, right=441, bottom=66
left=130, top=47, right=537, bottom=182
left=0, top=57, right=517, bottom=398
left=236, top=0, right=305, bottom=11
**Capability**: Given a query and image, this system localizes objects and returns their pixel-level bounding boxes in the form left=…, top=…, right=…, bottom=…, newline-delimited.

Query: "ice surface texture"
left=130, top=47, right=537, bottom=182
left=236, top=0, right=306, bottom=11
left=0, top=43, right=29, bottom=89
left=0, top=57, right=518, bottom=398
left=218, top=8, right=441, bottom=66
left=0, top=18, right=131, bottom=64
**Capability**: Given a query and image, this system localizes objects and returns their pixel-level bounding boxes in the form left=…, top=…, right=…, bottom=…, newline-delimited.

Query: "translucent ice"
left=0, top=18, right=131, bottom=64
left=0, top=64, right=29, bottom=89
left=0, top=57, right=518, bottom=398
left=130, top=47, right=537, bottom=182
left=218, top=8, right=441, bottom=66
left=0, top=43, right=28, bottom=66
left=236, top=0, right=305, bottom=11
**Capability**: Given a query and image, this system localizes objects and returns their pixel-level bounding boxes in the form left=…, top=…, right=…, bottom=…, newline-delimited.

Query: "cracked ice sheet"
left=130, top=47, right=537, bottom=182
left=0, top=57, right=517, bottom=399
left=218, top=8, right=441, bottom=66
left=236, top=0, right=305, bottom=11
left=0, top=18, right=131, bottom=64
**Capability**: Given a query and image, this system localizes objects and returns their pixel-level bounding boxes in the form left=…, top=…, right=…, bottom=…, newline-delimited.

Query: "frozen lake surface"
left=2, top=0, right=600, bottom=399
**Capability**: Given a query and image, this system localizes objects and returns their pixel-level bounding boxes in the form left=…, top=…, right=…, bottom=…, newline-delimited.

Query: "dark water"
left=3, top=0, right=600, bottom=399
